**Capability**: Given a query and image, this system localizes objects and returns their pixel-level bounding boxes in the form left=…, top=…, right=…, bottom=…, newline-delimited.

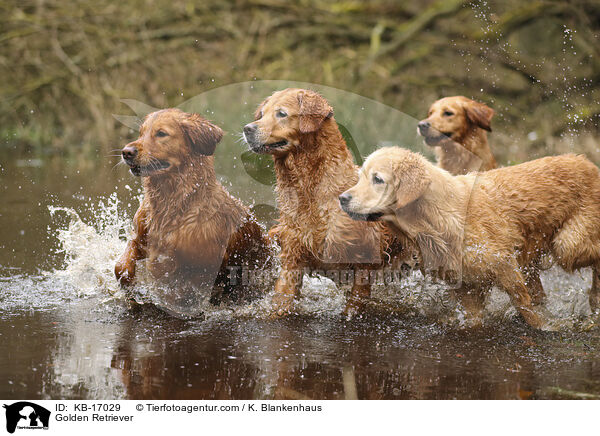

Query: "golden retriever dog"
left=115, top=108, right=272, bottom=303
left=243, top=88, right=409, bottom=317
left=418, top=96, right=497, bottom=175
left=340, top=147, right=600, bottom=329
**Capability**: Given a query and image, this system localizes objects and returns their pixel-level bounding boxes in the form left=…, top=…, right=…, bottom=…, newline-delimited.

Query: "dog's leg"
left=496, top=263, right=554, bottom=330
left=524, top=265, right=546, bottom=306
left=115, top=240, right=143, bottom=287
left=591, top=265, right=600, bottom=313
left=214, top=219, right=274, bottom=304
left=453, top=285, right=486, bottom=328
left=270, top=267, right=304, bottom=318
left=552, top=216, right=600, bottom=314
left=343, top=277, right=371, bottom=319
left=115, top=205, right=148, bottom=287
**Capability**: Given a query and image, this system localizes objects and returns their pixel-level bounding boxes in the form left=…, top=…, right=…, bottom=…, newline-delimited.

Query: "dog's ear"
left=464, top=100, right=494, bottom=132
left=297, top=90, right=333, bottom=133
left=181, top=113, right=223, bottom=156
left=394, top=164, right=431, bottom=209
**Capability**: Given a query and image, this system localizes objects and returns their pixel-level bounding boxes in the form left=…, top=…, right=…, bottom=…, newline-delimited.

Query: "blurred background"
left=1, top=0, right=599, bottom=164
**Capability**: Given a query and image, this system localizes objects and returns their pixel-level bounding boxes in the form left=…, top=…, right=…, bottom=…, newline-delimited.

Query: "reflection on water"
left=2, top=296, right=600, bottom=400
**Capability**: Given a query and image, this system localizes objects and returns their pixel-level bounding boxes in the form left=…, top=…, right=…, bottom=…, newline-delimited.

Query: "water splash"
left=0, top=191, right=595, bottom=330
left=49, top=192, right=129, bottom=299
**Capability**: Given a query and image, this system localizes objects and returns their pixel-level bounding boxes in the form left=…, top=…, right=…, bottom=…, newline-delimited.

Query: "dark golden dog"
left=115, top=108, right=272, bottom=303
left=243, top=88, right=410, bottom=317
left=418, top=96, right=497, bottom=175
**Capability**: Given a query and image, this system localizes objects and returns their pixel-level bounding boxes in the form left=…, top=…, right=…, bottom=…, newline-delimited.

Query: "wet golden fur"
left=419, top=96, right=497, bottom=175
left=114, top=108, right=272, bottom=301
left=341, top=147, right=600, bottom=329
left=244, top=89, right=409, bottom=316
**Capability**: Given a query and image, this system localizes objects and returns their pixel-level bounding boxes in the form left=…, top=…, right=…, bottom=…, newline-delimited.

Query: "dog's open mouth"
left=422, top=131, right=453, bottom=146
left=128, top=160, right=171, bottom=176
left=247, top=139, right=289, bottom=154
left=264, top=140, right=288, bottom=149
left=341, top=208, right=383, bottom=222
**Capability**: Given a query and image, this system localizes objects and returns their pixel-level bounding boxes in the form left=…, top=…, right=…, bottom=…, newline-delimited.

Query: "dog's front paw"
left=115, top=261, right=135, bottom=288
left=459, top=314, right=484, bottom=330
left=538, top=319, right=563, bottom=332
left=269, top=293, right=295, bottom=319
left=342, top=298, right=366, bottom=320
left=523, top=306, right=564, bottom=331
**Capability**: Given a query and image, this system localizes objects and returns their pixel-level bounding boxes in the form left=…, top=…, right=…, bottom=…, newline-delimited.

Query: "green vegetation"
left=1, top=0, right=599, bottom=164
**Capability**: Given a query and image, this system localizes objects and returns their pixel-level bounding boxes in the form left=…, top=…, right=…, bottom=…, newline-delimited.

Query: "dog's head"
left=243, top=88, right=333, bottom=155
left=339, top=147, right=431, bottom=221
left=417, top=96, right=494, bottom=146
left=121, top=108, right=223, bottom=177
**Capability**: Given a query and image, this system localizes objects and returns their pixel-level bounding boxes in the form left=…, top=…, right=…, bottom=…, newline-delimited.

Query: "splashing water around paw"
left=49, top=193, right=130, bottom=299
left=39, top=191, right=598, bottom=329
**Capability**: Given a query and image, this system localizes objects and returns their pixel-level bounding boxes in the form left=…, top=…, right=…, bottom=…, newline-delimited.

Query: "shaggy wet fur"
left=341, top=147, right=600, bottom=329
left=115, top=108, right=272, bottom=302
left=243, top=88, right=410, bottom=317
left=418, top=96, right=497, bottom=175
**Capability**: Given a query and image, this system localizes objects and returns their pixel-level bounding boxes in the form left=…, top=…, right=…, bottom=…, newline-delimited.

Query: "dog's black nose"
left=339, top=192, right=351, bottom=207
left=243, top=123, right=257, bottom=136
left=122, top=145, right=138, bottom=161
left=418, top=120, right=430, bottom=131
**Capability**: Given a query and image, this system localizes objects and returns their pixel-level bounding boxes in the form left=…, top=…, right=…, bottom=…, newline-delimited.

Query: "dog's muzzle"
left=243, top=123, right=288, bottom=153
left=417, top=120, right=430, bottom=136
left=339, top=193, right=383, bottom=221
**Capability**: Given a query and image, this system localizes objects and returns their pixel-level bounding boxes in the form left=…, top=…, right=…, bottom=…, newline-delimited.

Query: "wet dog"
left=340, top=147, right=600, bottom=329
left=418, top=96, right=497, bottom=175
left=115, top=108, right=272, bottom=304
left=243, top=88, right=410, bottom=317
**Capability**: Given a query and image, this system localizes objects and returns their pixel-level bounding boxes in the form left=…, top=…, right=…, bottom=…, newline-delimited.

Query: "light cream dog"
left=339, top=147, right=600, bottom=329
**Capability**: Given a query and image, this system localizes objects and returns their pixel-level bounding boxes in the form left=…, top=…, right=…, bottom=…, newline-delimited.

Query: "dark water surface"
left=1, top=152, right=599, bottom=400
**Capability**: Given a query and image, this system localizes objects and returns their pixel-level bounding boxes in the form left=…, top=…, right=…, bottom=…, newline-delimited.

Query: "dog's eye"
left=443, top=111, right=454, bottom=117
left=276, top=109, right=287, bottom=118
left=156, top=130, right=169, bottom=138
left=372, top=174, right=385, bottom=185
